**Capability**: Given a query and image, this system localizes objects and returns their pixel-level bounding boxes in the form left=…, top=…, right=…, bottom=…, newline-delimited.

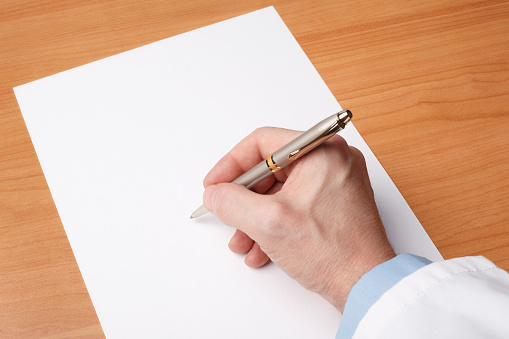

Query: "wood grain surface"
left=1, top=0, right=508, bottom=337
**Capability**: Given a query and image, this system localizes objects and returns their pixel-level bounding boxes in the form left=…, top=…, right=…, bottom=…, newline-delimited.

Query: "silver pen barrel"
left=232, top=161, right=273, bottom=189
left=233, top=109, right=352, bottom=188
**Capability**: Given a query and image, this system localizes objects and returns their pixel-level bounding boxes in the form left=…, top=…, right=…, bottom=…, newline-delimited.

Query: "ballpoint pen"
left=190, top=109, right=353, bottom=219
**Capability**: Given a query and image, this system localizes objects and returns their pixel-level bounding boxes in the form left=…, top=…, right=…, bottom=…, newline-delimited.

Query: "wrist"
left=322, top=246, right=396, bottom=312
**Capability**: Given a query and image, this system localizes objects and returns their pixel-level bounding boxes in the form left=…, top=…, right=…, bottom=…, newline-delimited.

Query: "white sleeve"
left=352, top=256, right=509, bottom=339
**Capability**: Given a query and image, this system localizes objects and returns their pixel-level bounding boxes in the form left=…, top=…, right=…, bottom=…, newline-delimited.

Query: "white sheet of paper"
left=14, top=7, right=442, bottom=338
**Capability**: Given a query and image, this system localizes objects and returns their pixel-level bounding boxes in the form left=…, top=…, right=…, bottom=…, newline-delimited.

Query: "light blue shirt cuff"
left=335, top=253, right=432, bottom=339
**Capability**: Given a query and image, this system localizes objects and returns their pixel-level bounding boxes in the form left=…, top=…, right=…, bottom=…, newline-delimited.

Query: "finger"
left=203, top=127, right=300, bottom=187
left=203, top=183, right=274, bottom=240
left=228, top=230, right=255, bottom=254
left=245, top=242, right=270, bottom=268
left=202, top=152, right=275, bottom=194
left=348, top=146, right=380, bottom=203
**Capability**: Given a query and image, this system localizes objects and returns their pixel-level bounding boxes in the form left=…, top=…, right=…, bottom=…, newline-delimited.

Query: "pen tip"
left=190, top=204, right=209, bottom=219
left=189, top=215, right=193, bottom=219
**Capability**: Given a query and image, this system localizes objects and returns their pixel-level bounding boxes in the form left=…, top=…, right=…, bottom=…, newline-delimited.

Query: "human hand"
left=202, top=127, right=395, bottom=312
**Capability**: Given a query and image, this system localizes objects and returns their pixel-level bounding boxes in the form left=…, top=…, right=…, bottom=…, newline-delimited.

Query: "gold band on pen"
left=266, top=154, right=282, bottom=172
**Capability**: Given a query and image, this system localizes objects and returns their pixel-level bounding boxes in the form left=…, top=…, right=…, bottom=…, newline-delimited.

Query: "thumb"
left=203, top=183, right=271, bottom=237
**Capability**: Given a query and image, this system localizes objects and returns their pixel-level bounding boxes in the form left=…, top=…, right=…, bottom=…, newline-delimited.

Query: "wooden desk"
left=1, top=0, right=508, bottom=337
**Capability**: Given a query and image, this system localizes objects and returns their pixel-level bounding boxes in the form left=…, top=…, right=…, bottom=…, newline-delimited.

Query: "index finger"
left=203, top=127, right=302, bottom=190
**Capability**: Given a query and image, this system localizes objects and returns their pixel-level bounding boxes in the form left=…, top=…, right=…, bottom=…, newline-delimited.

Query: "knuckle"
left=330, top=134, right=349, bottom=150
left=349, top=146, right=369, bottom=174
left=251, top=126, right=273, bottom=139
left=252, top=126, right=268, bottom=134
left=331, top=137, right=352, bottom=161
left=312, top=136, right=353, bottom=174
left=259, top=199, right=292, bottom=233
left=349, top=146, right=365, bottom=163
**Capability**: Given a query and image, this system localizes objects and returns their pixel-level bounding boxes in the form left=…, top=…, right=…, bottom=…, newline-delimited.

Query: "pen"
left=190, top=110, right=352, bottom=219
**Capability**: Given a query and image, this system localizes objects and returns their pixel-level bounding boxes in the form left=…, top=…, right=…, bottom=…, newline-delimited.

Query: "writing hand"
left=202, top=127, right=395, bottom=311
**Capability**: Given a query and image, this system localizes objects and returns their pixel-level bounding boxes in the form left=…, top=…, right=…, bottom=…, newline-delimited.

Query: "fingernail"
left=203, top=185, right=218, bottom=211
